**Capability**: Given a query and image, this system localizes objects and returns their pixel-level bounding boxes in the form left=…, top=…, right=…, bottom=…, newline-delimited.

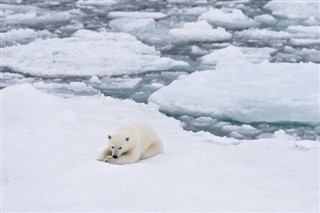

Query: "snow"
left=169, top=20, right=232, bottom=43
left=2, top=84, right=319, bottom=212
left=0, top=28, right=55, bottom=47
left=149, top=59, right=319, bottom=123
left=264, top=0, right=320, bottom=20
left=198, top=8, right=257, bottom=29
left=1, top=29, right=188, bottom=77
left=108, top=11, right=167, bottom=19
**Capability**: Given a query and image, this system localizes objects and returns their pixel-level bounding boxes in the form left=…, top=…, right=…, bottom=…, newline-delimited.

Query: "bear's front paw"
left=104, top=156, right=115, bottom=163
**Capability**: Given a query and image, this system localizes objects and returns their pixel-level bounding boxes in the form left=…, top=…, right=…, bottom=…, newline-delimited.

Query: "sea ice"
left=169, top=20, right=232, bottom=43
left=200, top=45, right=275, bottom=64
left=235, top=28, right=292, bottom=40
left=1, top=29, right=188, bottom=76
left=149, top=59, right=319, bottom=123
left=0, top=28, right=55, bottom=47
left=1, top=4, right=82, bottom=27
left=108, top=11, right=167, bottom=19
left=2, top=84, right=319, bottom=212
left=109, top=18, right=156, bottom=34
left=264, top=0, right=320, bottom=20
left=198, top=8, right=257, bottom=29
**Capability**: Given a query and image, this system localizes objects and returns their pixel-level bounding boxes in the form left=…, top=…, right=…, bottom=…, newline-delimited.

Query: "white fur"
left=97, top=122, right=163, bottom=164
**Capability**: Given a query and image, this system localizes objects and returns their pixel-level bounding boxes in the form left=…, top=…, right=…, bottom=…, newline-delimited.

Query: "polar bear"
left=97, top=122, right=163, bottom=164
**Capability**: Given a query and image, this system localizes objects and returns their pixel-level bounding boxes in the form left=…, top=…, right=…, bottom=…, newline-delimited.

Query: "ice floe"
left=108, top=11, right=167, bottom=19
left=1, top=29, right=188, bottom=76
left=198, top=8, right=257, bottom=29
left=149, top=59, right=319, bottom=123
left=2, top=84, right=319, bottom=211
left=169, top=20, right=232, bottom=43
left=264, top=0, right=320, bottom=20
left=0, top=28, right=55, bottom=47
left=200, top=45, right=276, bottom=64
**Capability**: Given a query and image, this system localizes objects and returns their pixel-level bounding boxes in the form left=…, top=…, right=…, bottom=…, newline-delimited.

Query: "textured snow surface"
left=2, top=84, right=319, bottom=212
left=1, top=29, right=187, bottom=76
left=149, top=59, right=319, bottom=123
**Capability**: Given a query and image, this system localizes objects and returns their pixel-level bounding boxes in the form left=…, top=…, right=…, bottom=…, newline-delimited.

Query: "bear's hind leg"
left=141, top=140, right=163, bottom=159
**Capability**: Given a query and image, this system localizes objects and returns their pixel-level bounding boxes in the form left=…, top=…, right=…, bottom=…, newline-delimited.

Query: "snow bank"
left=1, top=29, right=187, bottom=76
left=169, top=20, right=232, bottom=43
left=0, top=28, right=55, bottom=47
left=2, top=84, right=319, bottom=212
left=149, top=59, right=319, bottom=123
left=264, top=0, right=320, bottom=20
left=198, top=8, right=257, bottom=29
left=108, top=11, right=167, bottom=19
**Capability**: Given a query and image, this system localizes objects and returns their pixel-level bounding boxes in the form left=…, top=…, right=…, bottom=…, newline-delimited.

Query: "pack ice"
left=149, top=58, right=319, bottom=123
left=0, top=29, right=187, bottom=76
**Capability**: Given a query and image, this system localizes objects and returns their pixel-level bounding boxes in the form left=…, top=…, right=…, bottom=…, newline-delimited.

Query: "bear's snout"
left=112, top=155, right=118, bottom=159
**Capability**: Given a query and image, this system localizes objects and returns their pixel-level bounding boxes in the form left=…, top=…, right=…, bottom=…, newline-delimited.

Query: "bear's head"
left=107, top=134, right=130, bottom=159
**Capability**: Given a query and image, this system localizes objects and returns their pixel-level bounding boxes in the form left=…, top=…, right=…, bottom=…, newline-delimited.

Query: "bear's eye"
left=111, top=146, right=114, bottom=149
left=119, top=147, right=122, bottom=150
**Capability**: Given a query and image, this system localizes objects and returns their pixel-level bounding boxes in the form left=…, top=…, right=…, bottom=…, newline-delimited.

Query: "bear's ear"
left=126, top=137, right=129, bottom=142
left=108, top=135, right=112, bottom=140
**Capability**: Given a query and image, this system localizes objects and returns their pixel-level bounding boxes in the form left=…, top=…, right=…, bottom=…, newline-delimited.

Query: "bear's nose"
left=112, top=155, right=118, bottom=159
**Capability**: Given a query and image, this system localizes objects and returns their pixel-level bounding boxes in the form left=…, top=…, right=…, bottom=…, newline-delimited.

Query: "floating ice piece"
left=200, top=45, right=275, bottom=64
left=201, top=45, right=245, bottom=64
left=253, top=14, right=277, bottom=25
left=108, top=11, right=167, bottom=19
left=286, top=26, right=320, bottom=38
left=289, top=38, right=320, bottom=47
left=1, top=4, right=82, bottom=26
left=1, top=28, right=55, bottom=47
left=199, top=8, right=257, bottom=29
left=149, top=59, right=319, bottom=123
left=264, top=0, right=320, bottom=19
left=169, top=20, right=232, bottom=43
left=1, top=29, right=188, bottom=77
left=76, top=0, right=117, bottom=6
left=109, top=18, right=156, bottom=34
left=235, top=28, right=292, bottom=40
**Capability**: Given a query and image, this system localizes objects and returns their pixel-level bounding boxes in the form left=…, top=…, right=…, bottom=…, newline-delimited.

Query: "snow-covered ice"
left=0, top=28, right=55, bottom=47
left=109, top=18, right=156, bottom=34
left=2, top=84, right=319, bottom=212
left=1, top=29, right=188, bottom=76
left=199, top=8, right=257, bottom=29
left=149, top=59, right=319, bottom=123
left=264, top=0, right=320, bottom=20
left=169, top=20, right=232, bottom=43
left=200, top=45, right=276, bottom=64
left=108, top=11, right=167, bottom=19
